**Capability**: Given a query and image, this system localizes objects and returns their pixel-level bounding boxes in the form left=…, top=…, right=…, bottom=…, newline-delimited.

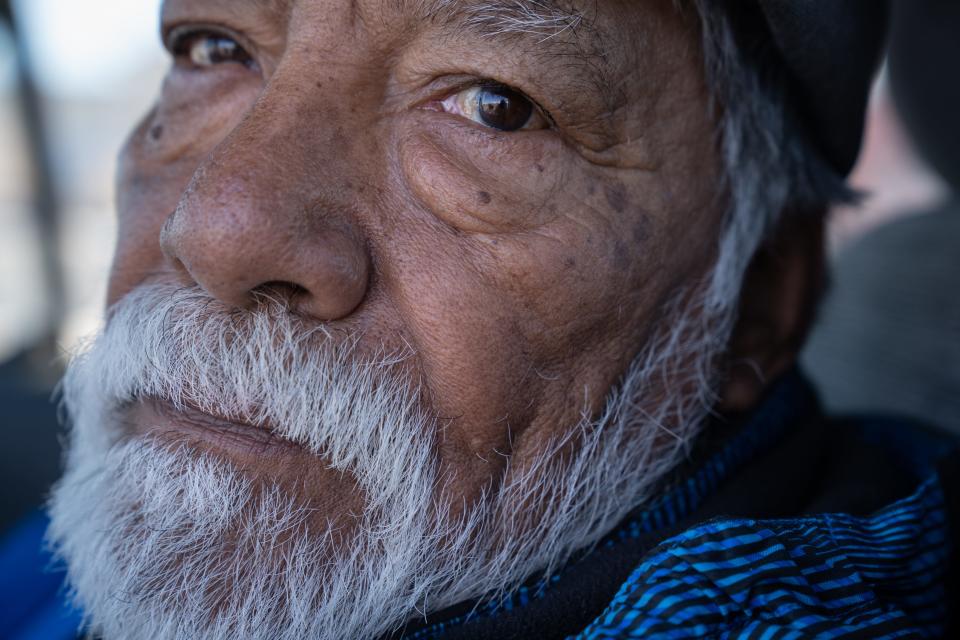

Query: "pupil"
left=476, top=86, right=533, bottom=131
left=210, top=38, right=238, bottom=62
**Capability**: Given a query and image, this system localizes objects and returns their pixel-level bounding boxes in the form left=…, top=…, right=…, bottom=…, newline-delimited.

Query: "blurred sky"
left=11, top=0, right=162, bottom=98
left=0, top=0, right=164, bottom=361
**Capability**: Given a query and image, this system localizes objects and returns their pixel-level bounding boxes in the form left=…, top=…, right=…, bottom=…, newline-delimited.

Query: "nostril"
left=250, top=281, right=310, bottom=310
left=162, top=254, right=197, bottom=290
left=167, top=256, right=190, bottom=277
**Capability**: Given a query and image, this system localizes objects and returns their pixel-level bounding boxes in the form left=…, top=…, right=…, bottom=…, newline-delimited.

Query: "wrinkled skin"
left=110, top=0, right=818, bottom=519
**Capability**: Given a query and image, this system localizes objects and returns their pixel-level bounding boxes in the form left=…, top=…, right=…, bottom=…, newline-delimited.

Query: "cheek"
left=391, top=110, right=676, bottom=361
left=484, top=217, right=657, bottom=363
left=108, top=73, right=261, bottom=305
left=146, top=70, right=260, bottom=164
left=108, top=148, right=186, bottom=304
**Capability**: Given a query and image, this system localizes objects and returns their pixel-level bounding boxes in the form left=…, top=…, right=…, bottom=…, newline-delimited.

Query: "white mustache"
left=62, top=282, right=435, bottom=494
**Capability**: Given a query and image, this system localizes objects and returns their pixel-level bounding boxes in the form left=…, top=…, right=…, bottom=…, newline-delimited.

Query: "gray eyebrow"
left=463, top=0, right=586, bottom=41
left=414, top=0, right=593, bottom=43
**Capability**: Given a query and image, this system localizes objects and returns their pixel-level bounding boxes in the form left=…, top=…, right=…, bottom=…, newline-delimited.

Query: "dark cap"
left=746, top=1, right=890, bottom=175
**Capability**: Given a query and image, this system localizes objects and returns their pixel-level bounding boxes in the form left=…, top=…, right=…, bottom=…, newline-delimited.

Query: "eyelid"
left=164, top=24, right=208, bottom=55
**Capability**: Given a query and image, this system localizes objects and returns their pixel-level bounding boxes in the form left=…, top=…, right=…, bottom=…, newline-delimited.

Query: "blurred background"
left=0, top=1, right=957, bottom=533
left=1, top=0, right=164, bottom=530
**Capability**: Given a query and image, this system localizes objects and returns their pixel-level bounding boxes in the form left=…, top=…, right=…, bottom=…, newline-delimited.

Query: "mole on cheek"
left=477, top=191, right=492, bottom=205
left=149, top=124, right=164, bottom=141
left=632, top=215, right=651, bottom=244
left=604, top=183, right=628, bottom=213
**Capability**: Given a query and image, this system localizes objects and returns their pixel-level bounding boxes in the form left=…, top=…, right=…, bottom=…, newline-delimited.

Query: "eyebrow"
left=411, top=0, right=614, bottom=97
left=436, top=0, right=589, bottom=42
left=168, top=0, right=595, bottom=51
left=402, top=0, right=597, bottom=48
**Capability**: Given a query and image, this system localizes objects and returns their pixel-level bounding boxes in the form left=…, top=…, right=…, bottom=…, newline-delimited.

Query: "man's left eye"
left=168, top=29, right=254, bottom=68
left=441, top=83, right=548, bottom=132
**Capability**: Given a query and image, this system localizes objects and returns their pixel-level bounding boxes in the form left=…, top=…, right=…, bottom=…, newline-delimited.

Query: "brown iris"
left=189, top=35, right=250, bottom=66
left=476, top=84, right=535, bottom=131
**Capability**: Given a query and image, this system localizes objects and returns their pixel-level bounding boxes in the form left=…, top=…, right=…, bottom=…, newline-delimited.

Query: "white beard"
left=47, top=280, right=733, bottom=639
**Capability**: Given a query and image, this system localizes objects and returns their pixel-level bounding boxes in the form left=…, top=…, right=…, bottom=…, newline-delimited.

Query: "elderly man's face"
left=112, top=0, right=720, bottom=495
left=48, top=0, right=757, bottom=637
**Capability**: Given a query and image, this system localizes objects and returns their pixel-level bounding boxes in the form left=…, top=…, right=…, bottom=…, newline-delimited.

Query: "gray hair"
left=692, top=1, right=854, bottom=312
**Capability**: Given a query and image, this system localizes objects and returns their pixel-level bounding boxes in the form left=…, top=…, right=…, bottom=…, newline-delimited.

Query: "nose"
left=159, top=95, right=370, bottom=322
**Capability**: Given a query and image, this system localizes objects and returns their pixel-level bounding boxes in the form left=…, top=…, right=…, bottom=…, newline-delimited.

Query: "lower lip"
left=128, top=398, right=303, bottom=458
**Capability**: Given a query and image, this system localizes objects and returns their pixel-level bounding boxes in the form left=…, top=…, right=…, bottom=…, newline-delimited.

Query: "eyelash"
left=164, top=25, right=255, bottom=68
left=164, top=26, right=201, bottom=56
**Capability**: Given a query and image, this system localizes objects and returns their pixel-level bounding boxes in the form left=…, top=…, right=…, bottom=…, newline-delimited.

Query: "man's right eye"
left=167, top=28, right=254, bottom=69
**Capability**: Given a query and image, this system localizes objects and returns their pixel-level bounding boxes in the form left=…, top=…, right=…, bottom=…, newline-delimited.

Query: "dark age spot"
left=534, top=163, right=545, bottom=173
left=149, top=124, right=164, bottom=141
left=604, top=183, right=628, bottom=213
left=477, top=191, right=492, bottom=205
left=632, top=215, right=652, bottom=244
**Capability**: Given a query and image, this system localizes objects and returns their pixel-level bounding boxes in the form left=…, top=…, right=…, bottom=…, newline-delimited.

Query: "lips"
left=129, top=397, right=303, bottom=457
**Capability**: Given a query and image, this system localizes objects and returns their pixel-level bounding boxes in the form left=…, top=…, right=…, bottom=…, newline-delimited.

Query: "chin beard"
left=47, top=281, right=732, bottom=640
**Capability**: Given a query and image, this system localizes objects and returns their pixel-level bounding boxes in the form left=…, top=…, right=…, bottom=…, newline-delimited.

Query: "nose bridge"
left=161, top=63, right=372, bottom=321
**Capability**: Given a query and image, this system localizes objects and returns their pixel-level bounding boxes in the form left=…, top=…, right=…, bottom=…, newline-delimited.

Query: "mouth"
left=127, top=398, right=304, bottom=459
